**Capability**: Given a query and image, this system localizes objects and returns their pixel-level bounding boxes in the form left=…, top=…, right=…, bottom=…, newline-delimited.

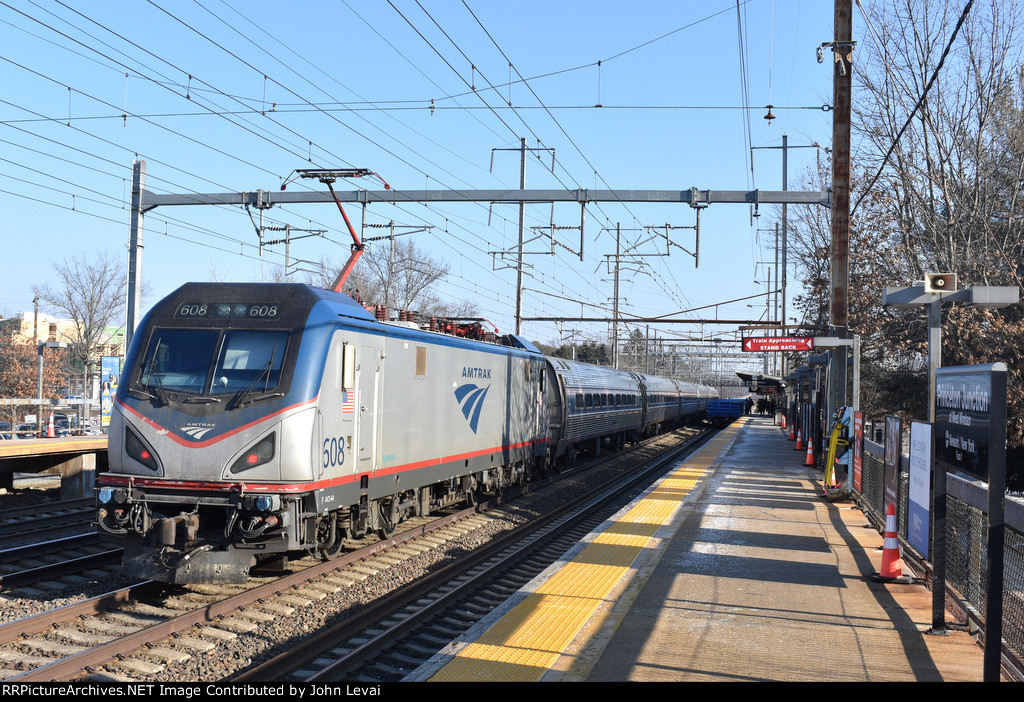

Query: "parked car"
left=0, top=421, right=10, bottom=440
left=14, top=424, right=40, bottom=439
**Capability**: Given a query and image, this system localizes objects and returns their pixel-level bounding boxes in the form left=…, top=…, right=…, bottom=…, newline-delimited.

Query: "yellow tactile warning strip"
left=427, top=420, right=747, bottom=682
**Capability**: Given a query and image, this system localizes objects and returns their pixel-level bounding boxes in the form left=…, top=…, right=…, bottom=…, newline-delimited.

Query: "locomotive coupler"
left=157, top=513, right=200, bottom=547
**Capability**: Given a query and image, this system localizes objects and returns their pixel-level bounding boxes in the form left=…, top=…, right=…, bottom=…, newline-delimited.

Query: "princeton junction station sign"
left=934, top=363, right=1007, bottom=483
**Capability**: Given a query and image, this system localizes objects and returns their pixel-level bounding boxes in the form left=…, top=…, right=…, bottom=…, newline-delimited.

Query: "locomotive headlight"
left=230, top=433, right=276, bottom=474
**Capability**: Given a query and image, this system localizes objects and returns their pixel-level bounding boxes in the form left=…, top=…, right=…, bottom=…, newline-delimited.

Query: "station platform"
left=408, top=415, right=989, bottom=683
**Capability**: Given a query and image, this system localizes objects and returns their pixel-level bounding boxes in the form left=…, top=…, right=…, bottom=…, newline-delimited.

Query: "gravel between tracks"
left=1, top=434, right=683, bottom=682
left=1, top=485, right=133, bottom=626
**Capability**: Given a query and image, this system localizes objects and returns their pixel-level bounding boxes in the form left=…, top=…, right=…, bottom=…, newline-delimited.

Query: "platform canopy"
left=735, top=371, right=788, bottom=394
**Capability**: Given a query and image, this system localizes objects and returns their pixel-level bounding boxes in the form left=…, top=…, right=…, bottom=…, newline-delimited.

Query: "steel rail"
left=2, top=428, right=699, bottom=682
left=3, top=503, right=485, bottom=681
left=235, top=428, right=711, bottom=681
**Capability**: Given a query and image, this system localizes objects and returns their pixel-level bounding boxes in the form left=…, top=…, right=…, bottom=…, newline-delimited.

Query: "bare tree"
left=786, top=0, right=1024, bottom=476
left=31, top=250, right=128, bottom=388
left=362, top=238, right=448, bottom=312
left=307, top=240, right=478, bottom=319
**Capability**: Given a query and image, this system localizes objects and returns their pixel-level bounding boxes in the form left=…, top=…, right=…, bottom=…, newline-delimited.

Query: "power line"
left=851, top=0, right=975, bottom=217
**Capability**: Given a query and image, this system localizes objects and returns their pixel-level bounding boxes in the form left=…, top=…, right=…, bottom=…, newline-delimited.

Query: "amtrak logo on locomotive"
left=181, top=424, right=216, bottom=440
left=454, top=382, right=490, bottom=434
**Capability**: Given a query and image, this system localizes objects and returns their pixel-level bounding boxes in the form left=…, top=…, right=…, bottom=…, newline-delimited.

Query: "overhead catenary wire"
left=0, top=0, right=800, bottom=359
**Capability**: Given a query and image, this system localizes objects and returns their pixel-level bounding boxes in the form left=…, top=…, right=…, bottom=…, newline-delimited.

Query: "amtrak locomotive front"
left=96, top=282, right=550, bottom=583
left=95, top=282, right=717, bottom=584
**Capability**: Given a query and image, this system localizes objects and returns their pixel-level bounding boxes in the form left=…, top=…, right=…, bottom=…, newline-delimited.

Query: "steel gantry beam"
left=125, top=159, right=830, bottom=346
left=139, top=186, right=830, bottom=210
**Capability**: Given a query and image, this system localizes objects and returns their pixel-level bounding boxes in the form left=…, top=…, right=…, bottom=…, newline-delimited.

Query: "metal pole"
left=36, top=343, right=43, bottom=433
left=127, top=160, right=146, bottom=351
left=774, top=222, right=780, bottom=376
left=781, top=135, right=789, bottom=379
left=515, top=137, right=526, bottom=335
left=612, top=224, right=621, bottom=369
left=930, top=420, right=948, bottom=636
left=984, top=368, right=1008, bottom=682
left=644, top=325, right=650, bottom=374
left=928, top=298, right=941, bottom=423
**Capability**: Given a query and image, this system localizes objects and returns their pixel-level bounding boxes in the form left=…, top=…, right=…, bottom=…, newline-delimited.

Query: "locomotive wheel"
left=317, top=514, right=345, bottom=560
left=320, top=538, right=344, bottom=560
left=376, top=498, right=400, bottom=539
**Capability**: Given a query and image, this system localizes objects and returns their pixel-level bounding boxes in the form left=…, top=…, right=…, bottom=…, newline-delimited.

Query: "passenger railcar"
left=545, top=357, right=644, bottom=460
left=95, top=282, right=717, bottom=584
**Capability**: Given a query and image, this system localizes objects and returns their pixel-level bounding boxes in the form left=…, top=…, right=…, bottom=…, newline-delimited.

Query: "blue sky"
left=0, top=0, right=837, bottom=369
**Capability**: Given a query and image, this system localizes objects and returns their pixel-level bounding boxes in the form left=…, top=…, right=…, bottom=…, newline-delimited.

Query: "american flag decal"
left=342, top=391, right=354, bottom=413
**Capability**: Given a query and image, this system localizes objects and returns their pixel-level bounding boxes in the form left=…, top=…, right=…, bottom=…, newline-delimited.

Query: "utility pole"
left=829, top=0, right=854, bottom=418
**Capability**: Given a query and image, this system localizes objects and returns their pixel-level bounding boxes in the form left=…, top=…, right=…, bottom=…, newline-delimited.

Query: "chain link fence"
left=856, top=433, right=1024, bottom=676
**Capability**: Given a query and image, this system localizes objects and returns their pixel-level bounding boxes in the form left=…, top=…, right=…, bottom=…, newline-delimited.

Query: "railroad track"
left=234, top=425, right=713, bottom=682
left=0, top=534, right=122, bottom=590
left=0, top=506, right=492, bottom=681
left=0, top=498, right=94, bottom=547
left=0, top=426, right=712, bottom=682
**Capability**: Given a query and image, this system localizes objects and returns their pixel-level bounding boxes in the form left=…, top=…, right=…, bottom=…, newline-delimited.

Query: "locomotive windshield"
left=136, top=328, right=290, bottom=400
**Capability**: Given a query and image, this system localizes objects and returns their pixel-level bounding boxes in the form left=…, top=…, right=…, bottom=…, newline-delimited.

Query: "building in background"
left=0, top=311, right=125, bottom=432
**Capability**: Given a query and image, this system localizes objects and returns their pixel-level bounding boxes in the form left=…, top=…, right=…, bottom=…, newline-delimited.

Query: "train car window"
left=212, top=330, right=289, bottom=394
left=139, top=329, right=218, bottom=394
left=585, top=393, right=593, bottom=408
left=416, top=346, right=427, bottom=376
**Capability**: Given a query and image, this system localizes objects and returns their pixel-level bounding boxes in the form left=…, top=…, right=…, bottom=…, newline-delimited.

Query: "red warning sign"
left=742, top=336, right=814, bottom=352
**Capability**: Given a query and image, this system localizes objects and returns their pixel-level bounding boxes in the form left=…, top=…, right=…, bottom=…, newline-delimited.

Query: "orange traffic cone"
left=795, top=427, right=803, bottom=450
left=872, top=503, right=912, bottom=583
left=47, top=413, right=56, bottom=438
left=831, top=456, right=845, bottom=489
left=781, top=414, right=787, bottom=429
left=804, top=435, right=815, bottom=466
left=789, top=422, right=796, bottom=441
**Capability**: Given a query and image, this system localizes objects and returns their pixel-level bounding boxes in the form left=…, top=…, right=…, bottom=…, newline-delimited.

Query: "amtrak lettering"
left=461, top=367, right=492, bottom=379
